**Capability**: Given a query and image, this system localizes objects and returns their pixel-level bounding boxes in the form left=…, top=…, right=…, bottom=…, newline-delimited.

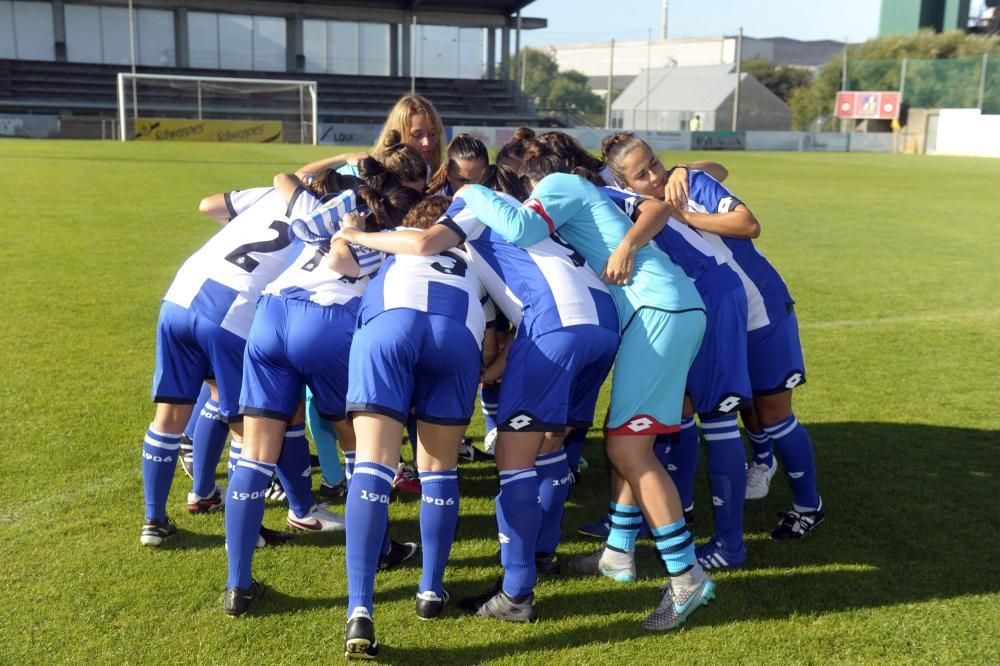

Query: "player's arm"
left=602, top=198, right=674, bottom=285
left=336, top=224, right=461, bottom=256
left=274, top=172, right=304, bottom=202
left=327, top=238, right=361, bottom=277
left=456, top=181, right=583, bottom=247
left=295, top=152, right=369, bottom=180
left=675, top=203, right=760, bottom=239
left=198, top=193, right=233, bottom=224
left=481, top=333, right=510, bottom=384
left=664, top=162, right=728, bottom=208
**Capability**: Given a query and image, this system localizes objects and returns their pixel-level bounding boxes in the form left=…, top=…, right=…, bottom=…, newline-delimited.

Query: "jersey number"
left=225, top=220, right=291, bottom=272
left=430, top=251, right=468, bottom=277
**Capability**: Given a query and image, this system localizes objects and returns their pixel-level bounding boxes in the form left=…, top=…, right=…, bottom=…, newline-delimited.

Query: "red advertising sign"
left=835, top=91, right=901, bottom=119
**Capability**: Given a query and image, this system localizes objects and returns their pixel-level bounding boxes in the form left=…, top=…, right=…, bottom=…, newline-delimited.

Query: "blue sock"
left=535, top=451, right=571, bottom=555
left=191, top=399, right=229, bottom=497
left=653, top=434, right=672, bottom=470
left=764, top=414, right=820, bottom=511
left=417, top=468, right=459, bottom=595
left=306, top=388, right=344, bottom=484
left=343, top=451, right=356, bottom=481
left=227, top=440, right=242, bottom=484
left=184, top=384, right=211, bottom=439
left=276, top=424, right=315, bottom=518
left=667, top=417, right=699, bottom=512
left=345, top=461, right=394, bottom=617
left=225, top=457, right=275, bottom=589
left=652, top=517, right=696, bottom=575
left=481, top=384, right=500, bottom=433
left=701, top=415, right=746, bottom=550
left=496, top=468, right=540, bottom=599
left=606, top=501, right=642, bottom=552
left=563, top=427, right=587, bottom=471
left=143, top=426, right=182, bottom=521
left=748, top=428, right=774, bottom=468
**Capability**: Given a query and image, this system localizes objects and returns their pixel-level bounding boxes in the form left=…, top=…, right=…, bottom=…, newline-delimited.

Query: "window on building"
left=0, top=1, right=54, bottom=61
left=188, top=11, right=286, bottom=72
left=65, top=4, right=175, bottom=66
left=302, top=19, right=390, bottom=76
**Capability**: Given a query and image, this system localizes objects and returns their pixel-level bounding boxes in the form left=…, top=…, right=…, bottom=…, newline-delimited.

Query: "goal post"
left=116, top=72, right=319, bottom=144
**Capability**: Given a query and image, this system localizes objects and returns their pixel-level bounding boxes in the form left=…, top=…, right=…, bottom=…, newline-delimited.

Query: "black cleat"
left=771, top=500, right=825, bottom=540
left=415, top=588, right=449, bottom=620
left=179, top=436, right=194, bottom=479
left=258, top=526, right=294, bottom=547
left=319, top=477, right=348, bottom=500
left=457, top=579, right=503, bottom=614
left=139, top=516, right=177, bottom=546
left=475, top=590, right=537, bottom=622
left=535, top=552, right=561, bottom=575
left=344, top=611, right=379, bottom=660
left=377, top=539, right=418, bottom=572
left=224, top=579, right=265, bottom=617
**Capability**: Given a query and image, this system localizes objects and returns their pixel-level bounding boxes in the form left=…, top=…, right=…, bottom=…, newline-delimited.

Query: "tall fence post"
left=732, top=27, right=742, bottom=132
left=978, top=52, right=989, bottom=111
left=604, top=38, right=615, bottom=129
left=898, top=57, right=908, bottom=103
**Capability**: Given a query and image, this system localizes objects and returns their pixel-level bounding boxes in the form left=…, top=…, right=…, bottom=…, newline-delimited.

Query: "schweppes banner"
left=134, top=118, right=283, bottom=143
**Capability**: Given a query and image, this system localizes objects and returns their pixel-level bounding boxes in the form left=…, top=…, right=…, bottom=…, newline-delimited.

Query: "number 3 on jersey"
left=430, top=250, right=468, bottom=277
left=225, top=220, right=291, bottom=272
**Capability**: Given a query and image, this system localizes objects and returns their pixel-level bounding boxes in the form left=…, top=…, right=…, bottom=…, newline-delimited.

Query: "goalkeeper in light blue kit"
left=456, top=146, right=715, bottom=631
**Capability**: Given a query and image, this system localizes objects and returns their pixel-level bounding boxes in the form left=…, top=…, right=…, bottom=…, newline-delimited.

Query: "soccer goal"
left=116, top=72, right=319, bottom=144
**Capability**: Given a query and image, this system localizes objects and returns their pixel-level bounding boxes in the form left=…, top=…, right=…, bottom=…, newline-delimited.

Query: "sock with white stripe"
left=191, top=399, right=228, bottom=498
left=652, top=517, right=696, bottom=576
left=275, top=424, right=315, bottom=518
left=480, top=384, right=500, bottom=433
left=184, top=384, right=211, bottom=440
left=343, top=451, right=356, bottom=481
left=653, top=433, right=672, bottom=470
left=606, top=501, right=642, bottom=552
left=227, top=439, right=242, bottom=484
left=667, top=417, right=699, bottom=511
left=225, top=457, right=275, bottom=589
left=345, top=461, right=394, bottom=617
left=496, top=468, right=541, bottom=599
left=306, top=391, right=344, bottom=485
left=748, top=428, right=774, bottom=468
left=535, top=450, right=571, bottom=555
left=765, top=413, right=820, bottom=511
left=702, top=415, right=746, bottom=550
left=563, top=427, right=587, bottom=472
left=417, top=468, right=459, bottom=596
left=142, top=426, right=182, bottom=521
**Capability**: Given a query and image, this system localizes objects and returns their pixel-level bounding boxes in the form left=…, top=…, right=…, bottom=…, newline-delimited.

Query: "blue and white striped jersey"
left=264, top=190, right=382, bottom=309
left=162, top=187, right=318, bottom=339
left=443, top=193, right=618, bottom=338
left=358, top=240, right=490, bottom=349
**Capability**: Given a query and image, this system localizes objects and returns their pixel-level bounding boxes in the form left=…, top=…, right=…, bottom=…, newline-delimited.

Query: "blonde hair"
left=373, top=95, right=446, bottom=173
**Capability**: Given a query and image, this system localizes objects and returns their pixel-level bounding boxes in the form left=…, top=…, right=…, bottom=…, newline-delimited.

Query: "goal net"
left=116, top=73, right=318, bottom=144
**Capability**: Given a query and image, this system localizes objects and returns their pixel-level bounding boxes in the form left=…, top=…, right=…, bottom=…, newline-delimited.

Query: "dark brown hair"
left=537, top=131, right=605, bottom=185
left=374, top=129, right=428, bottom=185
left=400, top=195, right=450, bottom=230
left=480, top=164, right=528, bottom=202
left=427, top=133, right=490, bottom=193
left=496, top=126, right=536, bottom=167
left=600, top=132, right=648, bottom=186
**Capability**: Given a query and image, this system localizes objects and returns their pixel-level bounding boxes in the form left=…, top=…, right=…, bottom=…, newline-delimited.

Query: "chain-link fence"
left=846, top=54, right=999, bottom=114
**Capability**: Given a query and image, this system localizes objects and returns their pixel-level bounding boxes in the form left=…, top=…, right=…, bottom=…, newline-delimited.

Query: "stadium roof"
left=335, top=0, right=539, bottom=14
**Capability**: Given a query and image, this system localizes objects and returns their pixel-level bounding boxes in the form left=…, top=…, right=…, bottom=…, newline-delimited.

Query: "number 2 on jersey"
left=225, top=220, right=292, bottom=272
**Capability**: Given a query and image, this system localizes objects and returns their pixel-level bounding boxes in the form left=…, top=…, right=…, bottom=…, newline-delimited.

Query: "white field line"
left=800, top=310, right=1000, bottom=330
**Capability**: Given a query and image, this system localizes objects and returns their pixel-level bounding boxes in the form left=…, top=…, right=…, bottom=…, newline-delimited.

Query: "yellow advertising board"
left=134, top=118, right=283, bottom=143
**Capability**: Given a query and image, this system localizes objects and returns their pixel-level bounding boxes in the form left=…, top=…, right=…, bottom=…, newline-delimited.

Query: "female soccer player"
left=454, top=148, right=715, bottom=631
left=373, top=94, right=446, bottom=174
left=339, top=196, right=493, bottom=658
left=427, top=133, right=490, bottom=196
left=223, top=159, right=422, bottom=617
left=339, top=164, right=620, bottom=622
left=602, top=134, right=823, bottom=543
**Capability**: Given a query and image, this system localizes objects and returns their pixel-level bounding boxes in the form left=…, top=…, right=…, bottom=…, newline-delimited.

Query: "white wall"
left=932, top=109, right=1000, bottom=158
left=547, top=36, right=735, bottom=78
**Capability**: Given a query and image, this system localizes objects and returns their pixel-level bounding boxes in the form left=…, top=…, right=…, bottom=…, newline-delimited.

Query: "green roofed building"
left=879, top=0, right=971, bottom=35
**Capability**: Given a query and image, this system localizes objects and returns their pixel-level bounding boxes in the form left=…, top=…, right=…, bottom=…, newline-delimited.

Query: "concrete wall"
left=931, top=108, right=1000, bottom=157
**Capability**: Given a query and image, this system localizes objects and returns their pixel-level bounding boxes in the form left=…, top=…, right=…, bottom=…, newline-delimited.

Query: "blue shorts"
left=608, top=307, right=705, bottom=435
left=347, top=309, right=481, bottom=425
left=240, top=295, right=356, bottom=422
left=747, top=307, right=806, bottom=394
left=497, top=324, right=619, bottom=432
left=152, top=301, right=245, bottom=422
left=687, top=266, right=753, bottom=418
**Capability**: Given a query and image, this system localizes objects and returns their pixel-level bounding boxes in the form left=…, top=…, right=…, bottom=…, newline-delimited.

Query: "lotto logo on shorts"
left=626, top=417, right=654, bottom=432
left=498, top=532, right=511, bottom=544
left=716, top=395, right=743, bottom=413
left=784, top=372, right=804, bottom=389
left=507, top=414, right=534, bottom=430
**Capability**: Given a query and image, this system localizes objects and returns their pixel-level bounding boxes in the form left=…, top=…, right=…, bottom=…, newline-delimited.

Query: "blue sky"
left=520, top=0, right=886, bottom=46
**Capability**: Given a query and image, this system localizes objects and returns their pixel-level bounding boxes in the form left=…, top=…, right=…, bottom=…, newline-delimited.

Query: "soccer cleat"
left=264, top=477, right=287, bottom=502
left=535, top=552, right=561, bottom=576
left=377, top=539, right=418, bottom=572
left=771, top=500, right=825, bottom=540
left=179, top=436, right=194, bottom=480
left=415, top=588, right=450, bottom=620
left=642, top=567, right=716, bottom=631
left=344, top=609, right=379, bottom=660
left=310, top=453, right=322, bottom=472
left=140, top=517, right=177, bottom=546
left=457, top=579, right=502, bottom=614
left=286, top=504, right=345, bottom=532
left=483, top=428, right=498, bottom=456
left=696, top=539, right=747, bottom=570
left=577, top=515, right=611, bottom=538
left=259, top=526, right=294, bottom=547
left=745, top=458, right=778, bottom=500
left=392, top=463, right=421, bottom=493
left=224, top=579, right=265, bottom=617
left=568, top=548, right=637, bottom=583
left=318, top=476, right=348, bottom=500
left=474, top=590, right=538, bottom=622
left=186, top=485, right=224, bottom=514
left=458, top=439, right=492, bottom=462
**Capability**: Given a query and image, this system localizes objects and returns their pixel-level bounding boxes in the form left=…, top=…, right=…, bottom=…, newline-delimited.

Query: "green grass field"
left=0, top=139, right=998, bottom=664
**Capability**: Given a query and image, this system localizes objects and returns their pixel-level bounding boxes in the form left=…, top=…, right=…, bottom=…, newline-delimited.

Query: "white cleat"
left=745, top=458, right=778, bottom=500
left=287, top=504, right=346, bottom=532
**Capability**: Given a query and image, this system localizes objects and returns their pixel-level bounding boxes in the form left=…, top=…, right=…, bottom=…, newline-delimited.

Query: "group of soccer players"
left=139, top=93, right=823, bottom=660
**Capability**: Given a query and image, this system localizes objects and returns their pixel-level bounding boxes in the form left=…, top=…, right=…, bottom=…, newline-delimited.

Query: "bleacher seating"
left=0, top=58, right=545, bottom=127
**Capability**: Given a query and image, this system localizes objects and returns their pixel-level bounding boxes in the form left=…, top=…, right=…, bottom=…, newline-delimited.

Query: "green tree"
left=741, top=57, right=813, bottom=103
left=517, top=48, right=605, bottom=116
left=791, top=30, right=1000, bottom=130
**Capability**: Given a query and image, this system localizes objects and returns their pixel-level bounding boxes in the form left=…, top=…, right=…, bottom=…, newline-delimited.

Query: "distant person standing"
left=688, top=114, right=702, bottom=132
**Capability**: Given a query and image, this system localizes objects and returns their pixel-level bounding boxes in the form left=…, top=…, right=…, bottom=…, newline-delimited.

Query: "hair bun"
left=513, top=127, right=535, bottom=141
left=601, top=132, right=634, bottom=158
left=384, top=129, right=402, bottom=147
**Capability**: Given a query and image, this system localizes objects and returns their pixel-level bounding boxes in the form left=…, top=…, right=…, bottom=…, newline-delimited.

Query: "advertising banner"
left=133, top=118, right=283, bottom=142
left=0, top=114, right=59, bottom=138
left=835, top=91, right=901, bottom=119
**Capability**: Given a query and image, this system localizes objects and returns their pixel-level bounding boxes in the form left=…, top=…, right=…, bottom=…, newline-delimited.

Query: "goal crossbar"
left=116, top=72, right=319, bottom=144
